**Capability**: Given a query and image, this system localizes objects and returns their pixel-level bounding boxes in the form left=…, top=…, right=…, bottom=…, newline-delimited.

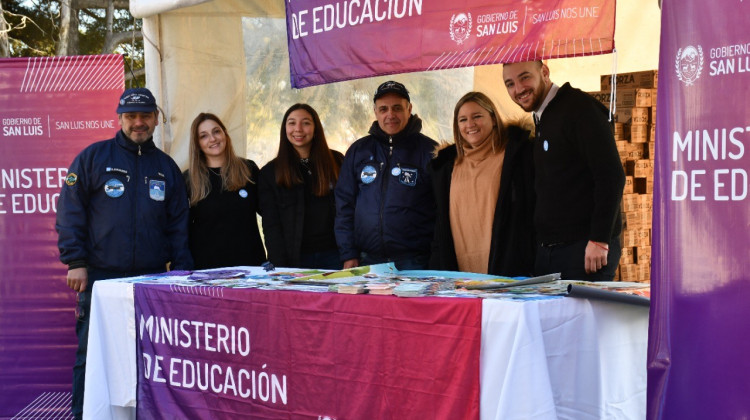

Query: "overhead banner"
left=134, top=284, right=482, bottom=419
left=285, top=0, right=615, bottom=88
left=648, top=1, right=750, bottom=419
left=0, top=55, right=123, bottom=417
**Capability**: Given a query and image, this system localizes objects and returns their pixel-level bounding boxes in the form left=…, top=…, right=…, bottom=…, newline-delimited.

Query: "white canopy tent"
left=131, top=0, right=661, bottom=168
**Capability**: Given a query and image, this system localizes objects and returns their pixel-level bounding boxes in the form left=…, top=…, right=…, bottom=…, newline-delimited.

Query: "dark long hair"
left=187, top=112, right=252, bottom=206
left=274, top=104, right=340, bottom=196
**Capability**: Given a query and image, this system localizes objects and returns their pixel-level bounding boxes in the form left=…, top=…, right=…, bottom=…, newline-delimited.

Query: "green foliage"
left=2, top=0, right=144, bottom=86
left=3, top=0, right=58, bottom=56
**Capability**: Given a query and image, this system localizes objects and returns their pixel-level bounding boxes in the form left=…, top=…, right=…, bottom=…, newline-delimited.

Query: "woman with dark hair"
left=185, top=112, right=266, bottom=269
left=259, top=103, right=343, bottom=269
left=428, top=92, right=536, bottom=276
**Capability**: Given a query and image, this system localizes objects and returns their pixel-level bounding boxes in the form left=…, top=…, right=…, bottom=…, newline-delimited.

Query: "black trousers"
left=535, top=236, right=621, bottom=281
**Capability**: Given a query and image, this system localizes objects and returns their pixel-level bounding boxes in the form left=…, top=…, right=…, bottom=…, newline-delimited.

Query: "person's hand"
left=67, top=267, right=88, bottom=292
left=585, top=241, right=609, bottom=274
left=342, top=258, right=359, bottom=269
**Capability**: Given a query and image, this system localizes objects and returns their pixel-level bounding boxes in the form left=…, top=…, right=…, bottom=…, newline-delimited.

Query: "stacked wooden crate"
left=589, top=70, right=658, bottom=282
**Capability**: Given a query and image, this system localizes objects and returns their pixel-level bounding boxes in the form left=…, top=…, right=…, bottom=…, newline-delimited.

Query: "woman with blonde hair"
left=259, top=104, right=343, bottom=269
left=428, top=92, right=535, bottom=275
left=185, top=112, right=266, bottom=269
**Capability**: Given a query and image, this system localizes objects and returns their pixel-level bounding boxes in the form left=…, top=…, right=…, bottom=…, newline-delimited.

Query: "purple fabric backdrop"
left=285, top=0, right=615, bottom=88
left=0, top=55, right=124, bottom=418
left=648, top=1, right=750, bottom=418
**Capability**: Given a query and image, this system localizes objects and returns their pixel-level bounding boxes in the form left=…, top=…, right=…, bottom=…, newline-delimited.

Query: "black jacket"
left=428, top=125, right=536, bottom=276
left=184, top=159, right=266, bottom=269
left=259, top=151, right=344, bottom=267
left=334, top=116, right=437, bottom=261
left=534, top=83, right=625, bottom=244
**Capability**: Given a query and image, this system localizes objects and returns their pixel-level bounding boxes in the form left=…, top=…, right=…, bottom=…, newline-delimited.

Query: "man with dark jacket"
left=335, top=81, right=437, bottom=270
left=56, top=87, right=193, bottom=419
left=503, top=60, right=625, bottom=281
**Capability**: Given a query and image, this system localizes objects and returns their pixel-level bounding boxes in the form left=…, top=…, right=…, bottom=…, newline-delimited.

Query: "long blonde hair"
left=187, top=113, right=252, bottom=206
left=452, top=92, right=507, bottom=162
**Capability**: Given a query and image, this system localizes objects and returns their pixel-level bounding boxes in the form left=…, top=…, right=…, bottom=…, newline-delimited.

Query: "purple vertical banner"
left=648, top=1, right=750, bottom=419
left=0, top=55, right=123, bottom=417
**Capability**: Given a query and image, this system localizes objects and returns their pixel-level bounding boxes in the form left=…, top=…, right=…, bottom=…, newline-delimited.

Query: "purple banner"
left=0, top=55, right=123, bottom=417
left=648, top=1, right=750, bottom=418
left=285, top=0, right=615, bottom=88
left=134, top=284, right=482, bottom=419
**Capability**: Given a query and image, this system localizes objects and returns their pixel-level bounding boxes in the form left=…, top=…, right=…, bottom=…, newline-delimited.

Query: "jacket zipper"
left=132, top=145, right=141, bottom=270
left=379, top=136, right=393, bottom=259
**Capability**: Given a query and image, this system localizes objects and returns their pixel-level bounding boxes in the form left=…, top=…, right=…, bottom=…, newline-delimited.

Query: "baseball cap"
left=373, top=81, right=410, bottom=102
left=116, top=88, right=157, bottom=113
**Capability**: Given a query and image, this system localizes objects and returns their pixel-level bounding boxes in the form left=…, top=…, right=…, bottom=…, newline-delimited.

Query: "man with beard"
left=56, top=87, right=193, bottom=419
left=335, top=81, right=437, bottom=270
left=502, top=61, right=625, bottom=281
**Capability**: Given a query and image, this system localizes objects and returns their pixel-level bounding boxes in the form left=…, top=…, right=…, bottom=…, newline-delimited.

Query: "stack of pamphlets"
left=393, top=282, right=430, bottom=297
left=337, top=283, right=367, bottom=294
left=365, top=283, right=396, bottom=295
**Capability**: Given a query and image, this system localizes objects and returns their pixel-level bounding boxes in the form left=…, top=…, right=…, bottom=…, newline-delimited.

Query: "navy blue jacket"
left=334, top=115, right=437, bottom=262
left=56, top=130, right=193, bottom=273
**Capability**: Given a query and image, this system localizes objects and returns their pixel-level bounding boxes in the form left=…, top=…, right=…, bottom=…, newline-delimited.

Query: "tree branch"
left=125, top=66, right=145, bottom=81
left=77, top=0, right=130, bottom=9
left=103, top=29, right=142, bottom=53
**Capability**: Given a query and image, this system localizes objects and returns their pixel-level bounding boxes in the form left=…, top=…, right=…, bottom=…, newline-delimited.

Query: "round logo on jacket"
left=104, top=178, right=125, bottom=198
left=391, top=167, right=401, bottom=176
left=65, top=173, right=78, bottom=186
left=360, top=165, right=377, bottom=184
left=543, top=140, right=549, bottom=152
left=238, top=189, right=248, bottom=198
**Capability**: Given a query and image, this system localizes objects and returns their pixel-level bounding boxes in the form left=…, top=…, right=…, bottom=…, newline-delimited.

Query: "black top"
left=534, top=83, right=625, bottom=244
left=259, top=151, right=344, bottom=267
left=428, top=125, right=536, bottom=276
left=185, top=159, right=266, bottom=269
left=300, top=162, right=338, bottom=252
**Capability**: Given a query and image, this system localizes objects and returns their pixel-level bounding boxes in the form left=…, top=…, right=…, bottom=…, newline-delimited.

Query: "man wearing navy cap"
left=56, top=87, right=193, bottom=419
left=335, top=81, right=437, bottom=269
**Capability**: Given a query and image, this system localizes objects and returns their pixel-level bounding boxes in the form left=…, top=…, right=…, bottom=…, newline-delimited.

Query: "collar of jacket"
left=115, top=129, right=157, bottom=154
left=432, top=144, right=459, bottom=170
left=367, top=114, right=423, bottom=145
left=545, top=82, right=573, bottom=111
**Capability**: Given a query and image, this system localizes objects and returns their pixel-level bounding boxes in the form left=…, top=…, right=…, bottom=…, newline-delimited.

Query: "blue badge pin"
left=543, top=140, right=549, bottom=151
left=360, top=165, right=377, bottom=184
left=104, top=178, right=125, bottom=198
left=238, top=189, right=248, bottom=198
left=149, top=179, right=165, bottom=201
left=391, top=167, right=401, bottom=176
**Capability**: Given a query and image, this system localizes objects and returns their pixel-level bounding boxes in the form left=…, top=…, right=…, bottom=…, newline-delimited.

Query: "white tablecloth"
left=480, top=298, right=648, bottom=420
left=85, top=282, right=648, bottom=420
